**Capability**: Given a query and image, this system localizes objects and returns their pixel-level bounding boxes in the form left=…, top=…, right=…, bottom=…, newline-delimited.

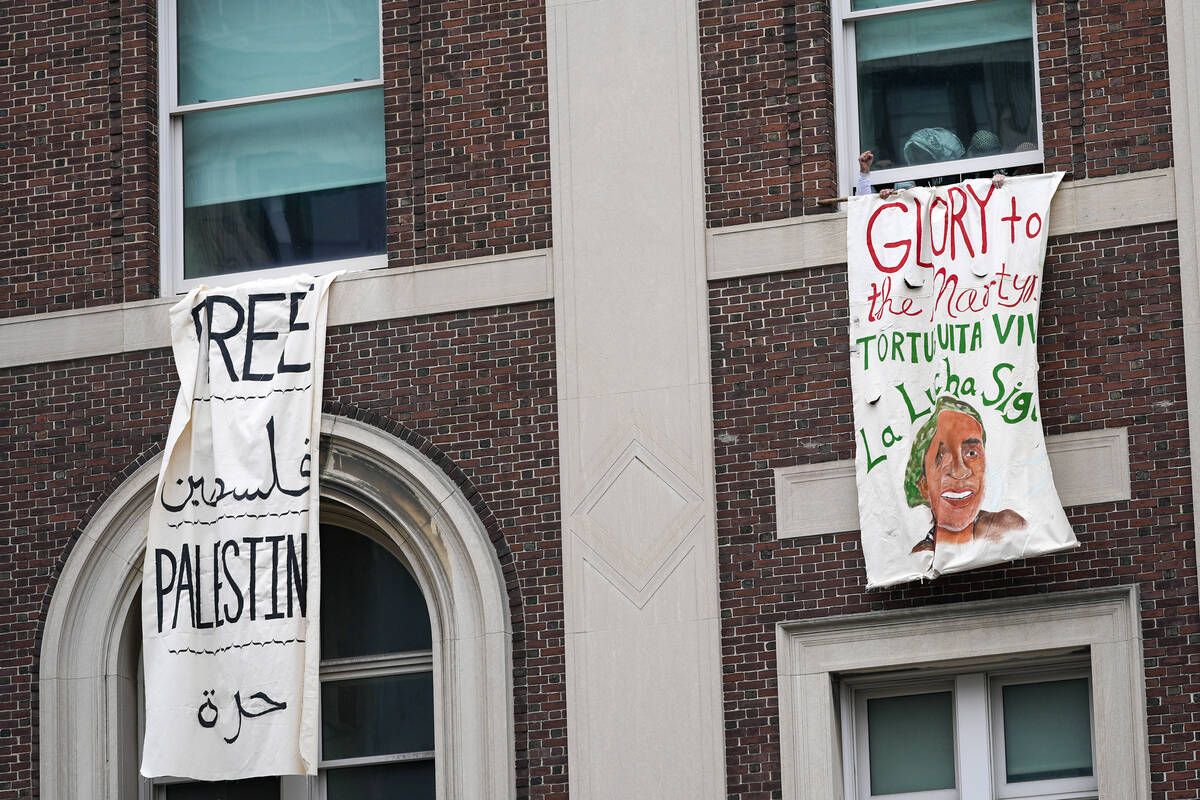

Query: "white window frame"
left=777, top=587, right=1150, bottom=800
left=832, top=0, right=1045, bottom=195
left=842, top=664, right=1098, bottom=800
left=849, top=679, right=959, bottom=800
left=157, top=0, right=389, bottom=296
left=988, top=670, right=1096, bottom=800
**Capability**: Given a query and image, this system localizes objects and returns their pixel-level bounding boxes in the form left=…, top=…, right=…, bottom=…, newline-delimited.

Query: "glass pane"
left=321, top=526, right=433, bottom=659
left=182, top=90, right=385, bottom=278
left=322, top=672, right=435, bottom=760
left=867, top=691, right=956, bottom=795
left=326, top=759, right=435, bottom=800
left=855, top=0, right=1037, bottom=171
left=183, top=90, right=384, bottom=208
left=1003, top=678, right=1094, bottom=782
left=177, top=0, right=380, bottom=104
left=164, top=777, right=280, bottom=800
left=853, top=0, right=925, bottom=8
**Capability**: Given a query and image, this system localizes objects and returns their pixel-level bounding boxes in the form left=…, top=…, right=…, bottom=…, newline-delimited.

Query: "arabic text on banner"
left=141, top=273, right=338, bottom=778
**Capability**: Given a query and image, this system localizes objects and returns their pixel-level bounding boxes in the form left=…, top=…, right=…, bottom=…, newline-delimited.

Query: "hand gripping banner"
left=141, top=273, right=338, bottom=779
left=847, top=175, right=1077, bottom=587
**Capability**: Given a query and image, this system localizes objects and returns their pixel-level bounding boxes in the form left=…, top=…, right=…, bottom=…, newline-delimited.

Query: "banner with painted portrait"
left=847, top=174, right=1077, bottom=587
left=141, top=273, right=338, bottom=778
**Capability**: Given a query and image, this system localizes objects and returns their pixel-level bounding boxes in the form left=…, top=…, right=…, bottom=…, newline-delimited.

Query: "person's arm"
left=856, top=171, right=872, bottom=197
left=856, top=151, right=898, bottom=198
left=855, top=151, right=874, bottom=196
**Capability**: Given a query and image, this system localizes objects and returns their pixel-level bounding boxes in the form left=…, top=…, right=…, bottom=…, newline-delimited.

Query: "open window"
left=834, top=0, right=1044, bottom=191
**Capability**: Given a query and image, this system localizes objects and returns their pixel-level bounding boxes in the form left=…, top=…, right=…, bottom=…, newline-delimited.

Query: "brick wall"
left=0, top=302, right=566, bottom=799
left=0, top=0, right=147, bottom=318
left=709, top=223, right=1199, bottom=799
left=701, top=0, right=1177, bottom=224
left=698, top=0, right=797, bottom=226
left=0, top=0, right=551, bottom=319
left=412, top=0, right=551, bottom=264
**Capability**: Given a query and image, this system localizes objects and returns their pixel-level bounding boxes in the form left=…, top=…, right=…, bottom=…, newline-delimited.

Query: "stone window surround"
left=777, top=586, right=1149, bottom=800
left=39, top=414, right=516, bottom=800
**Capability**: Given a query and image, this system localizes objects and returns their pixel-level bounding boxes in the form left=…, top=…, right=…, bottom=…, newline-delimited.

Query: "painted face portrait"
left=917, top=409, right=985, bottom=535
left=904, top=396, right=1026, bottom=553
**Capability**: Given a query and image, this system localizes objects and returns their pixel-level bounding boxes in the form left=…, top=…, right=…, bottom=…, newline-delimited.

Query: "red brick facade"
left=0, top=304, right=566, bottom=799
left=0, top=0, right=550, bottom=318
left=1, top=0, right=1197, bottom=798
left=709, top=223, right=1199, bottom=798
left=699, top=1, right=1177, bottom=225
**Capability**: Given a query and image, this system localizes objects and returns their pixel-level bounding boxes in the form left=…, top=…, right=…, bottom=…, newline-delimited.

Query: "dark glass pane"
left=321, top=672, right=435, bottom=760
left=326, top=759, right=435, bottom=800
left=855, top=0, right=1036, bottom=172
left=164, top=777, right=280, bottom=800
left=183, top=182, right=385, bottom=278
left=1003, top=678, right=1094, bottom=781
left=866, top=691, right=956, bottom=794
left=320, top=525, right=432, bottom=659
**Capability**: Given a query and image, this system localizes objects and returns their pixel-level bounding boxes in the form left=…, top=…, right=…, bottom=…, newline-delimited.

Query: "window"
left=834, top=0, right=1043, bottom=190
left=316, top=524, right=435, bottom=797
left=160, top=0, right=387, bottom=294
left=42, top=418, right=516, bottom=800
left=148, top=523, right=436, bottom=799
left=842, top=665, right=1097, bottom=800
left=776, top=589, right=1150, bottom=800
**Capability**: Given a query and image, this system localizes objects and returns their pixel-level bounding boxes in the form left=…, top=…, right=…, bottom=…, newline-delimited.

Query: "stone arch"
left=39, top=414, right=516, bottom=799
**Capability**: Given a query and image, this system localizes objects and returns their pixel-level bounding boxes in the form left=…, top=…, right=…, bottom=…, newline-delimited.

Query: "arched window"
left=148, top=519, right=438, bottom=799
left=42, top=417, right=515, bottom=800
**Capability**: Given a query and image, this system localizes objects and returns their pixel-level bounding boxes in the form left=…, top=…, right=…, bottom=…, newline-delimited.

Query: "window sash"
left=158, top=0, right=387, bottom=295
left=850, top=681, right=959, bottom=800
left=989, top=671, right=1097, bottom=799
left=164, top=0, right=385, bottom=116
left=842, top=665, right=1099, bottom=800
left=833, top=0, right=1044, bottom=194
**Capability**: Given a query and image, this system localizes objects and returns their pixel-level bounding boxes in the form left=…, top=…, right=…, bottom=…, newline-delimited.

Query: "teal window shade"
left=183, top=89, right=385, bottom=209
left=177, top=0, right=381, bottom=104
left=866, top=691, right=956, bottom=795
left=853, top=0, right=923, bottom=9
left=855, top=0, right=1032, bottom=62
left=1002, top=678, right=1094, bottom=782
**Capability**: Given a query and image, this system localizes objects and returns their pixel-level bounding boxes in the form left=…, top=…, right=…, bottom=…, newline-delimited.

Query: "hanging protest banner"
left=847, top=174, right=1077, bottom=587
left=141, top=272, right=338, bottom=779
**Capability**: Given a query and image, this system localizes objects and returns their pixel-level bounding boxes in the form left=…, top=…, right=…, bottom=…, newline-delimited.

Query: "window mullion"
left=953, top=673, right=992, bottom=800
left=844, top=0, right=982, bottom=22
left=173, top=79, right=386, bottom=117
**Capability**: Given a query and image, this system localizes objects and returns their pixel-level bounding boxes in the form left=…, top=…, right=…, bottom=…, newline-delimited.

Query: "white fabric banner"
left=141, top=273, right=338, bottom=779
left=847, top=174, right=1077, bottom=587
